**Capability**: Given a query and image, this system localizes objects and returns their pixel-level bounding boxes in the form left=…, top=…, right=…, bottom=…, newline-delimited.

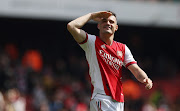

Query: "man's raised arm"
left=67, top=11, right=112, bottom=43
left=67, top=13, right=92, bottom=43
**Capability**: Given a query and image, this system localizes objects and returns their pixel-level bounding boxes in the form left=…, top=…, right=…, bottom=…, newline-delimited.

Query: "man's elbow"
left=67, top=22, right=73, bottom=31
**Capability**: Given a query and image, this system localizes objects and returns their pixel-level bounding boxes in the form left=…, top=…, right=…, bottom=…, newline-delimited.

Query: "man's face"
left=98, top=15, right=118, bottom=35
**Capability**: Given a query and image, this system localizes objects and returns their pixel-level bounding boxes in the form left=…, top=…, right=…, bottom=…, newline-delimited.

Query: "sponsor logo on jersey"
left=101, top=44, right=106, bottom=49
left=99, top=50, right=123, bottom=70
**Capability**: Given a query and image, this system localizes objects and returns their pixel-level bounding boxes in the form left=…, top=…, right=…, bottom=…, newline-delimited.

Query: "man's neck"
left=99, top=33, right=114, bottom=46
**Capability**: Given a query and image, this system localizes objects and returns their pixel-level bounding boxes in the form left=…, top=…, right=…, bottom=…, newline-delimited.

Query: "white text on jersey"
left=99, top=50, right=123, bottom=70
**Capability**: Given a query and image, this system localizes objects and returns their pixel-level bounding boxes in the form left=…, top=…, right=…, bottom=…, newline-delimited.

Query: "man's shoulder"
left=87, top=33, right=96, bottom=37
left=87, top=33, right=97, bottom=39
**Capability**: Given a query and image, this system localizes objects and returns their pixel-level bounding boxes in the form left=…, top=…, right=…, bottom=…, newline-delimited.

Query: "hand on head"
left=91, top=11, right=112, bottom=22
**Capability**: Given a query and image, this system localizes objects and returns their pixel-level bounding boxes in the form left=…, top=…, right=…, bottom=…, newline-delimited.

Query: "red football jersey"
left=79, top=33, right=137, bottom=102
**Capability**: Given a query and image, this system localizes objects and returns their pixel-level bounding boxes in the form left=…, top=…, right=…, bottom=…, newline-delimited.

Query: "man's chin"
left=102, top=29, right=110, bottom=33
left=104, top=31, right=112, bottom=34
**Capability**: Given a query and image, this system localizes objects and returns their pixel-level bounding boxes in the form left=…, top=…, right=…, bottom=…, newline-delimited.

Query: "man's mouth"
left=104, top=26, right=111, bottom=30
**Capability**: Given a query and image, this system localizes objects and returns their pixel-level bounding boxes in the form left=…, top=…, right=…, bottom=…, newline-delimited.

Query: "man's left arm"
left=128, top=64, right=153, bottom=90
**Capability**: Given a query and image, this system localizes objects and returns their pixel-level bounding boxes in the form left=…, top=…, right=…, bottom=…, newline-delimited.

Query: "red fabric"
left=95, top=36, right=125, bottom=102
left=79, top=33, right=88, bottom=44
left=126, top=61, right=137, bottom=68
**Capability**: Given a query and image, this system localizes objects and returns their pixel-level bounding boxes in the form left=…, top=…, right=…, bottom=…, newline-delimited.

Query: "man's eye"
left=110, top=20, right=114, bottom=23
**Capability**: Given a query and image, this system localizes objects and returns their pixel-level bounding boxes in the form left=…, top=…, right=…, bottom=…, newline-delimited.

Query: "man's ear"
left=115, top=25, right=118, bottom=31
left=97, top=23, right=100, bottom=30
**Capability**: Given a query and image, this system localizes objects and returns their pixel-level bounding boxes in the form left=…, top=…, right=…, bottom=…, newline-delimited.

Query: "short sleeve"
left=124, top=45, right=137, bottom=68
left=79, top=33, right=96, bottom=52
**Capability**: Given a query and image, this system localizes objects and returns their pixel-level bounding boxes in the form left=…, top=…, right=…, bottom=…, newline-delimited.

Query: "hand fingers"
left=145, top=82, right=153, bottom=90
left=143, top=78, right=147, bottom=83
left=143, top=78, right=152, bottom=84
left=92, top=11, right=112, bottom=22
left=100, top=11, right=112, bottom=18
left=145, top=83, right=153, bottom=90
left=96, top=11, right=112, bottom=19
left=143, top=78, right=153, bottom=90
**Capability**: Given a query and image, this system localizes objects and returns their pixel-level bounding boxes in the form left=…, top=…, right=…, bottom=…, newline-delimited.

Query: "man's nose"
left=106, top=21, right=110, bottom=25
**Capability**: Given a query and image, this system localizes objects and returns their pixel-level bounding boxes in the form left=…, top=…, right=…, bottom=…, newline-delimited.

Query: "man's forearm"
left=67, top=11, right=113, bottom=44
left=128, top=64, right=153, bottom=89
left=128, top=64, right=148, bottom=83
left=134, top=68, right=149, bottom=83
left=68, top=13, right=92, bottom=29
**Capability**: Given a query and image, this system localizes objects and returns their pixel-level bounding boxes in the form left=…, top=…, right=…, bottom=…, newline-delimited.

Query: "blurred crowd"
left=0, top=36, right=180, bottom=111
left=0, top=43, right=90, bottom=111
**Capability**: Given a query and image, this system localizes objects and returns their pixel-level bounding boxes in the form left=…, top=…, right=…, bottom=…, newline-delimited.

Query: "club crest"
left=117, top=51, right=122, bottom=57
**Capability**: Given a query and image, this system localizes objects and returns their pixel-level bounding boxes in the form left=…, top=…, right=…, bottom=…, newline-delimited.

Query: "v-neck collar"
left=98, top=36, right=114, bottom=46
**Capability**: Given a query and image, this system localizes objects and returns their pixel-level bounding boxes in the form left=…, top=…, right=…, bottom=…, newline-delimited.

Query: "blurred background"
left=0, top=0, right=180, bottom=111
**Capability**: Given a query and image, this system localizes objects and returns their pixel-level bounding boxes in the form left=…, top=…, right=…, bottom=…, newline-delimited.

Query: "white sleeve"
left=124, top=45, right=137, bottom=67
left=79, top=33, right=96, bottom=52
